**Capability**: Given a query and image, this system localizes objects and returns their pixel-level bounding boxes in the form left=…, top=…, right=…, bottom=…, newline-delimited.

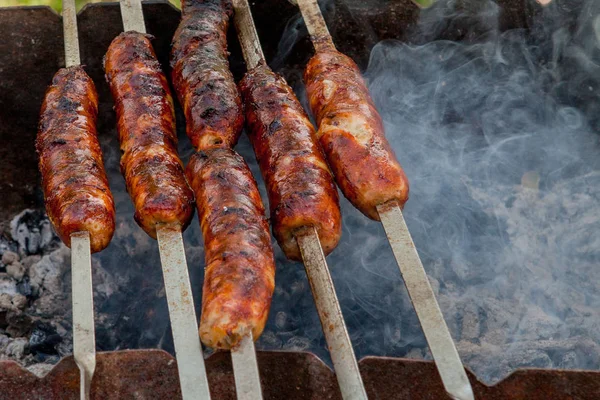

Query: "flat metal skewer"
left=156, top=225, right=211, bottom=400
left=63, top=1, right=94, bottom=398
left=377, top=202, right=474, bottom=400
left=230, top=333, right=263, bottom=399
left=293, top=1, right=474, bottom=399
left=116, top=2, right=211, bottom=398
left=296, top=228, right=367, bottom=400
left=71, top=232, right=95, bottom=400
left=231, top=1, right=366, bottom=398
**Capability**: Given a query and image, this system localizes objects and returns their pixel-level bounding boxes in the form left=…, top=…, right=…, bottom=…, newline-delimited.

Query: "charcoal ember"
left=0, top=293, right=27, bottom=311
left=20, top=254, right=41, bottom=271
left=11, top=294, right=27, bottom=310
left=6, top=262, right=25, bottom=281
left=1, top=251, right=19, bottom=266
left=5, top=311, right=33, bottom=337
left=29, top=322, right=62, bottom=356
left=28, top=244, right=70, bottom=297
left=0, top=274, right=18, bottom=297
left=9, top=209, right=57, bottom=255
left=16, top=276, right=32, bottom=297
left=4, top=337, right=28, bottom=359
left=0, top=239, right=18, bottom=269
left=0, top=293, right=13, bottom=311
left=459, top=303, right=482, bottom=341
left=512, top=305, right=565, bottom=342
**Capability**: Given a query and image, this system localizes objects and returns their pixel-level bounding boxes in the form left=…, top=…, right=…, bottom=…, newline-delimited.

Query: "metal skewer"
left=294, top=1, right=474, bottom=399
left=70, top=232, right=95, bottom=400
left=62, top=2, right=95, bottom=398
left=231, top=333, right=263, bottom=400
left=116, top=2, right=211, bottom=399
left=232, top=1, right=367, bottom=398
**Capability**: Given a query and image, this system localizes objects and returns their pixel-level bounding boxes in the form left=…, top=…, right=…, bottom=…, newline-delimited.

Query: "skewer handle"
left=62, top=0, right=80, bottom=66
left=297, top=227, right=367, bottom=400
left=232, top=0, right=265, bottom=69
left=157, top=225, right=212, bottom=400
left=295, top=0, right=335, bottom=52
left=71, top=232, right=96, bottom=400
left=377, top=202, right=474, bottom=400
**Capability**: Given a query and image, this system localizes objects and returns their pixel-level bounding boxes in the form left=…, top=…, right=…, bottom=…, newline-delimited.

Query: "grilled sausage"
left=104, top=32, right=194, bottom=237
left=37, top=66, right=115, bottom=253
left=171, top=0, right=244, bottom=151
left=240, top=65, right=341, bottom=261
left=304, top=50, right=409, bottom=220
left=186, top=148, right=275, bottom=349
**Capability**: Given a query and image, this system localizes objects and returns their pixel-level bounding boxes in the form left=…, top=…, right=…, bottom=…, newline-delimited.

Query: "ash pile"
left=0, top=209, right=152, bottom=377
left=0, top=210, right=71, bottom=376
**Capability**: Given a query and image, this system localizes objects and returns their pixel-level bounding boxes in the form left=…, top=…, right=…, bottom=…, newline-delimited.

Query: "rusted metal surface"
left=360, top=356, right=600, bottom=400
left=0, top=350, right=342, bottom=399
left=1, top=351, right=599, bottom=399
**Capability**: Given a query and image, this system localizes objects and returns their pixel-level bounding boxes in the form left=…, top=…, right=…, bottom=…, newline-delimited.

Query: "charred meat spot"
left=201, top=107, right=217, bottom=119
left=268, top=119, right=282, bottom=134
left=57, top=97, right=79, bottom=112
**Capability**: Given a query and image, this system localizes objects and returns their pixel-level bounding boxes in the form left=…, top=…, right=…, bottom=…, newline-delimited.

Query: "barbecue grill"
left=1, top=0, right=599, bottom=398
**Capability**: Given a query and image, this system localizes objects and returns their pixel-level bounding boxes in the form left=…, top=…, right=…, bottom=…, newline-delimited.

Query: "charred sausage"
left=186, top=148, right=275, bottom=349
left=171, top=0, right=244, bottom=151
left=104, top=32, right=194, bottom=237
left=37, top=66, right=115, bottom=253
left=304, top=50, right=409, bottom=220
left=239, top=65, right=341, bottom=261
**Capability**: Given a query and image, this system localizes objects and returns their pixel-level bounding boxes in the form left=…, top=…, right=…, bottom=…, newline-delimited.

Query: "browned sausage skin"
left=37, top=66, right=116, bottom=253
left=239, top=64, right=342, bottom=261
left=186, top=148, right=275, bottom=349
left=171, top=0, right=244, bottom=151
left=304, top=50, right=409, bottom=220
left=104, top=32, right=194, bottom=237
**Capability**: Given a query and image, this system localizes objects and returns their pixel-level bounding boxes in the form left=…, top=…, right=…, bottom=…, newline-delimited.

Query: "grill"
left=0, top=0, right=599, bottom=399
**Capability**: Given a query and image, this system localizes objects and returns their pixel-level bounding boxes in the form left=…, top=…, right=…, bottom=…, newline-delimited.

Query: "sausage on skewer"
left=171, top=0, right=244, bottom=151
left=304, top=49, right=409, bottom=220
left=172, top=0, right=274, bottom=350
left=240, top=65, right=342, bottom=261
left=186, top=148, right=275, bottom=349
left=104, top=32, right=194, bottom=237
left=37, top=66, right=116, bottom=252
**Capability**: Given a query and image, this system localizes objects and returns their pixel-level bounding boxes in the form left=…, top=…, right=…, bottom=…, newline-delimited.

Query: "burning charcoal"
left=20, top=255, right=41, bottom=271
left=16, top=276, right=32, bottom=298
left=28, top=245, right=70, bottom=297
left=1, top=251, right=19, bottom=266
left=11, top=294, right=27, bottom=310
left=460, top=303, right=481, bottom=341
left=29, top=322, right=62, bottom=356
left=0, top=293, right=13, bottom=311
left=5, top=311, right=33, bottom=337
left=0, top=274, right=18, bottom=296
left=5, top=338, right=28, bottom=359
left=9, top=209, right=56, bottom=255
left=6, top=262, right=25, bottom=281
